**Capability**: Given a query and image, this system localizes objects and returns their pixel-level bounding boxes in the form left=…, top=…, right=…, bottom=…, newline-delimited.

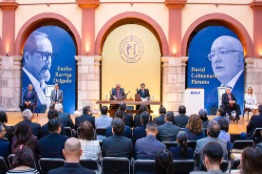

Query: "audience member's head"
left=186, top=114, right=203, bottom=134
left=202, top=142, right=224, bottom=170
left=217, top=108, right=225, bottom=116
left=0, top=123, right=5, bottom=139
left=178, top=105, right=186, bottom=114
left=140, top=111, right=150, bottom=125
left=155, top=150, right=174, bottom=174
left=146, top=121, right=158, bottom=136
left=54, top=103, right=63, bottom=112
left=63, top=137, right=82, bottom=162
left=218, top=117, right=229, bottom=132
left=111, top=118, right=124, bottom=135
left=165, top=111, right=175, bottom=123
left=0, top=111, right=8, bottom=123
left=198, top=109, right=208, bottom=121
left=114, top=110, right=124, bottom=120
left=12, top=146, right=35, bottom=168
left=22, top=109, right=33, bottom=121
left=258, top=105, right=262, bottom=114
left=252, top=105, right=259, bottom=115
left=48, top=118, right=61, bottom=133
left=176, top=131, right=189, bottom=159
left=241, top=147, right=262, bottom=174
left=138, top=105, right=148, bottom=115
left=47, top=109, right=59, bottom=120
left=78, top=121, right=94, bottom=140
left=207, top=120, right=220, bottom=138
left=159, top=107, right=166, bottom=115
left=100, top=106, right=108, bottom=115
left=119, top=103, right=127, bottom=111
left=83, top=106, right=91, bottom=115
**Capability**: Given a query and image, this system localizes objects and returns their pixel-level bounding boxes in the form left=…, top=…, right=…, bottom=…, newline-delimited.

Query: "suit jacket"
left=102, top=135, right=133, bottom=159
left=221, top=92, right=237, bottom=107
left=153, top=114, right=165, bottom=126
left=190, top=170, right=225, bottom=174
left=111, top=88, right=126, bottom=99
left=169, top=146, right=194, bottom=160
left=157, top=122, right=181, bottom=141
left=134, top=134, right=166, bottom=160
left=132, top=125, right=146, bottom=143
left=39, top=123, right=66, bottom=138
left=50, top=89, right=63, bottom=103
left=58, top=112, right=74, bottom=129
left=246, top=114, right=262, bottom=138
left=38, top=133, right=68, bottom=159
left=20, top=120, right=41, bottom=138
left=137, top=89, right=150, bottom=99
left=75, top=114, right=95, bottom=130
left=0, top=138, right=11, bottom=159
left=120, top=110, right=134, bottom=128
left=106, top=125, right=132, bottom=138
left=22, top=89, right=37, bottom=105
left=174, top=114, right=189, bottom=128
left=48, top=162, right=95, bottom=174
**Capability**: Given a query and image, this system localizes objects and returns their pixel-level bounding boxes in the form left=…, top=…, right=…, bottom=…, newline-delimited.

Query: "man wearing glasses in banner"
left=22, top=30, right=53, bottom=112
left=208, top=35, right=244, bottom=118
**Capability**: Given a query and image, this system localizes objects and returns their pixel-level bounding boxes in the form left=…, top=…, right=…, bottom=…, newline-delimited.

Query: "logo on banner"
left=119, top=35, right=144, bottom=63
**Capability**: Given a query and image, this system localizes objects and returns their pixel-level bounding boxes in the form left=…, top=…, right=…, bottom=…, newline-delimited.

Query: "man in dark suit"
left=136, top=83, right=150, bottom=110
left=153, top=106, right=166, bottom=126
left=157, top=111, right=181, bottom=141
left=134, top=121, right=166, bottom=159
left=119, top=103, right=133, bottom=128
left=19, top=84, right=37, bottom=112
left=111, top=83, right=126, bottom=100
left=245, top=105, right=262, bottom=139
left=55, top=103, right=74, bottom=129
left=0, top=123, right=11, bottom=160
left=132, top=111, right=149, bottom=143
left=50, top=83, right=63, bottom=109
left=102, top=118, right=133, bottom=159
left=38, top=118, right=68, bottom=158
left=174, top=105, right=189, bottom=128
left=75, top=106, right=95, bottom=130
left=48, top=137, right=95, bottom=174
left=221, top=87, right=241, bottom=121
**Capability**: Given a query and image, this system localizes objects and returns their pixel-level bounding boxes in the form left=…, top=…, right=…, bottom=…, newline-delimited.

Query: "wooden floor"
left=5, top=112, right=251, bottom=134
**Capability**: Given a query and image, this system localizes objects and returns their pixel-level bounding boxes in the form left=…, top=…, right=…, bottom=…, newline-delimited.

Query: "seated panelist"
left=19, top=84, right=37, bottom=112
left=136, top=83, right=150, bottom=101
left=49, top=83, right=63, bottom=109
left=111, top=83, right=126, bottom=100
left=244, top=87, right=257, bottom=110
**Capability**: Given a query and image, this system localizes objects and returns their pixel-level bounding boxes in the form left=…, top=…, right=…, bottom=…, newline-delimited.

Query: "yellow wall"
left=102, top=24, right=161, bottom=114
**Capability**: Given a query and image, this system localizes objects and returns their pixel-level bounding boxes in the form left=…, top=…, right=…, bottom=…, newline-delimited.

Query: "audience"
left=218, top=117, right=231, bottom=149
left=134, top=105, right=151, bottom=128
left=75, top=106, right=95, bottom=130
left=184, top=114, right=205, bottom=140
left=213, top=108, right=230, bottom=124
left=55, top=103, right=75, bottom=129
left=78, top=121, right=101, bottom=160
left=174, top=105, right=189, bottom=128
left=155, top=150, right=174, bottom=174
left=239, top=147, right=262, bottom=174
left=38, top=118, right=68, bottom=158
left=169, top=131, right=194, bottom=160
left=7, top=146, right=39, bottom=174
left=48, top=137, right=95, bottom=174
left=119, top=103, right=134, bottom=128
left=153, top=106, right=166, bottom=126
left=157, top=111, right=180, bottom=141
left=95, top=106, right=112, bottom=128
left=135, top=121, right=166, bottom=159
left=0, top=123, right=11, bottom=160
left=102, top=118, right=133, bottom=159
left=198, top=109, right=209, bottom=129
left=132, top=111, right=149, bottom=143
left=0, top=110, right=14, bottom=141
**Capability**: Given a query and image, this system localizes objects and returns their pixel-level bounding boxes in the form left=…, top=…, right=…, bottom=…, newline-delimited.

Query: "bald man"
left=111, top=83, right=126, bottom=100
left=48, top=138, right=95, bottom=174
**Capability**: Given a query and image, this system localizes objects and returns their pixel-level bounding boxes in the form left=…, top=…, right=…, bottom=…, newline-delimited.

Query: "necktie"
left=228, top=94, right=231, bottom=100
left=55, top=90, right=58, bottom=102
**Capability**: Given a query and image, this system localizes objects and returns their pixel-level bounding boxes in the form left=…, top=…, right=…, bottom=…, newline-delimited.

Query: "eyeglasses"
left=33, top=51, right=53, bottom=62
left=208, top=49, right=240, bottom=61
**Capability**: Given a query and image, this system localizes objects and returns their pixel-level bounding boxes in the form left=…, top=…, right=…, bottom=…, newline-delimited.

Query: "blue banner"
left=22, top=26, right=76, bottom=113
left=187, top=26, right=244, bottom=115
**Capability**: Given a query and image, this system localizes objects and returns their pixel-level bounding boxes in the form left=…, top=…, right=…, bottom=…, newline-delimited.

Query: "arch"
left=95, top=12, right=169, bottom=56
left=182, top=13, right=253, bottom=57
left=14, top=13, right=81, bottom=55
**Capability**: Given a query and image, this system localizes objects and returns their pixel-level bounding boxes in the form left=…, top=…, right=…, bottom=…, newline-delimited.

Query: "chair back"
left=230, top=158, right=240, bottom=172
left=253, top=128, right=262, bottom=144
left=102, top=157, right=130, bottom=174
left=7, top=154, right=15, bottom=169
left=0, top=156, right=8, bottom=174
left=39, top=158, right=65, bottom=174
left=162, top=141, right=177, bottom=149
left=232, top=140, right=253, bottom=150
left=133, top=159, right=155, bottom=174
left=173, top=159, right=195, bottom=174
left=80, top=159, right=99, bottom=171
left=64, top=127, right=72, bottom=137
left=95, top=128, right=107, bottom=136
left=187, top=140, right=197, bottom=151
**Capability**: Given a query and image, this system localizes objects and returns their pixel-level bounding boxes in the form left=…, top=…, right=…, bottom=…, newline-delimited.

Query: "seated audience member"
left=155, top=150, right=174, bottom=174
left=102, top=118, right=133, bottom=159
left=134, top=105, right=152, bottom=128
left=244, top=87, right=257, bottom=110
left=119, top=103, right=134, bottom=128
left=49, top=138, right=95, bottom=174
left=174, top=105, right=189, bottom=128
left=184, top=114, right=205, bottom=140
left=19, top=84, right=37, bottom=112
left=132, top=111, right=149, bottom=143
left=0, top=111, right=14, bottom=142
left=135, top=121, right=166, bottom=159
left=240, top=147, right=262, bottom=174
left=198, top=109, right=209, bottom=129
left=213, top=108, right=230, bottom=124
left=75, top=106, right=95, bottom=130
left=12, top=122, right=38, bottom=158
left=19, top=109, right=41, bottom=138
left=39, top=109, right=66, bottom=138
left=106, top=111, right=132, bottom=138
left=7, top=146, right=39, bottom=174
left=78, top=121, right=101, bottom=160
left=254, top=129, right=262, bottom=152
left=153, top=106, right=166, bottom=126
left=0, top=123, right=11, bottom=160
left=190, top=142, right=225, bottom=174
left=218, top=118, right=232, bottom=149
left=55, top=103, right=74, bottom=129
left=169, top=131, right=194, bottom=160
left=194, top=120, right=227, bottom=166
left=38, top=118, right=68, bottom=158
left=95, top=106, right=112, bottom=128
left=157, top=111, right=180, bottom=141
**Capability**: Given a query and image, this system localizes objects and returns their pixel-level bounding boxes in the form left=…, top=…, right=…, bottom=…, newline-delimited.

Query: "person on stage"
left=19, top=84, right=37, bottom=112
left=111, top=83, right=126, bottom=100
left=50, top=83, right=63, bottom=109
left=136, top=83, right=150, bottom=110
left=244, top=87, right=257, bottom=110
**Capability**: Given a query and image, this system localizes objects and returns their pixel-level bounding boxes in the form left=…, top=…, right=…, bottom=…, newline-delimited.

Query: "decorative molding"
left=165, top=0, right=187, bottom=8
left=76, top=0, right=100, bottom=8
left=0, top=1, right=19, bottom=10
left=250, top=1, right=262, bottom=9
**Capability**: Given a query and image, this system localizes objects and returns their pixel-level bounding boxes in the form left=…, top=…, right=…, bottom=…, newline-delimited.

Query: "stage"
left=5, top=112, right=250, bottom=134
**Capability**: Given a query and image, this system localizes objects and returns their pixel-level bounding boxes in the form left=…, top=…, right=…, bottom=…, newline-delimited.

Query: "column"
left=75, top=55, right=101, bottom=113
left=161, top=56, right=188, bottom=111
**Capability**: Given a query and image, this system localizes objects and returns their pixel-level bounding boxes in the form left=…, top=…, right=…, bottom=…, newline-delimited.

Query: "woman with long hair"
left=244, top=87, right=257, bottom=110
left=133, top=105, right=151, bottom=127
left=155, top=150, right=174, bottom=174
left=184, top=114, right=205, bottom=140
left=240, top=147, right=262, bottom=174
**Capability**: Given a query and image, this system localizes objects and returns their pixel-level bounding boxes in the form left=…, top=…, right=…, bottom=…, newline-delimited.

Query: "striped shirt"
left=79, top=139, right=101, bottom=160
